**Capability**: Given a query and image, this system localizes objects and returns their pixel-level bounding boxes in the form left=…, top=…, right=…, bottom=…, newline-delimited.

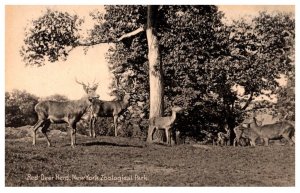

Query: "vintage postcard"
left=4, top=4, right=295, bottom=187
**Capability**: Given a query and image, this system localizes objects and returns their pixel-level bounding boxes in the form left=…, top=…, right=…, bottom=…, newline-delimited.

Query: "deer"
left=233, top=124, right=259, bottom=147
left=233, top=117, right=265, bottom=147
left=216, top=124, right=231, bottom=146
left=31, top=79, right=99, bottom=148
left=89, top=93, right=131, bottom=137
left=89, top=78, right=136, bottom=138
left=147, top=106, right=183, bottom=146
left=249, top=113, right=295, bottom=146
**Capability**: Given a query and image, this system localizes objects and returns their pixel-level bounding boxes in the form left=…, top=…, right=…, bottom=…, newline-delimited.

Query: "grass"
left=5, top=128, right=295, bottom=186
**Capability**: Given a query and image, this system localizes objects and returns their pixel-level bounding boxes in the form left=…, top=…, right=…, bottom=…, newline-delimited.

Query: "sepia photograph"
left=4, top=3, right=295, bottom=187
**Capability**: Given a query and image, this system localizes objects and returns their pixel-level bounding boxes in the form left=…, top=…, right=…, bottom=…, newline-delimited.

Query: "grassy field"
left=5, top=127, right=295, bottom=186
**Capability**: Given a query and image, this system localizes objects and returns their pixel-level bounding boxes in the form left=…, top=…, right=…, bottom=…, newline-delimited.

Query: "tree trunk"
left=146, top=5, right=165, bottom=143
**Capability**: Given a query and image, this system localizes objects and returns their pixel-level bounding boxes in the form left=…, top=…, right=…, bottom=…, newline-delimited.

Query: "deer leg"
left=233, top=137, right=239, bottom=147
left=113, top=115, right=118, bottom=137
left=165, top=127, right=170, bottom=146
left=89, top=116, right=96, bottom=138
left=288, top=138, right=294, bottom=146
left=250, top=139, right=256, bottom=147
left=263, top=138, right=269, bottom=146
left=282, top=130, right=295, bottom=146
left=41, top=120, right=52, bottom=147
left=147, top=126, right=156, bottom=143
left=169, top=128, right=175, bottom=146
left=69, top=122, right=77, bottom=148
left=89, top=116, right=93, bottom=137
left=233, top=138, right=236, bottom=147
left=32, top=120, right=45, bottom=146
left=92, top=117, right=96, bottom=138
left=165, top=128, right=169, bottom=145
left=291, top=136, right=295, bottom=144
left=283, top=135, right=294, bottom=146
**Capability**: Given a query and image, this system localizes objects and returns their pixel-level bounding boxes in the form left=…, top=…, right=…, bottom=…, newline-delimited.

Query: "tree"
left=42, top=94, right=69, bottom=101
left=20, top=6, right=295, bottom=144
left=275, top=77, right=295, bottom=121
left=20, top=9, right=84, bottom=66
left=5, top=90, right=39, bottom=127
left=104, top=8, right=295, bottom=143
left=104, top=5, right=226, bottom=142
left=21, top=5, right=166, bottom=143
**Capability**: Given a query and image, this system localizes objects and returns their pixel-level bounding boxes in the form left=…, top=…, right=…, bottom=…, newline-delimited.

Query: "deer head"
left=75, top=78, right=100, bottom=100
left=171, top=106, right=183, bottom=113
left=114, top=76, right=137, bottom=101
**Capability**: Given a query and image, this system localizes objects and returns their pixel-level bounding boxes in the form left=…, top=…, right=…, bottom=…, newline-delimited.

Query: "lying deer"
left=147, top=106, right=183, bottom=146
left=89, top=93, right=131, bottom=137
left=31, top=79, right=99, bottom=147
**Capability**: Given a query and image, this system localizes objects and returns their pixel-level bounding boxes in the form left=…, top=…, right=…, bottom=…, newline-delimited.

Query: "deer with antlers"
left=31, top=79, right=99, bottom=148
left=89, top=78, right=135, bottom=137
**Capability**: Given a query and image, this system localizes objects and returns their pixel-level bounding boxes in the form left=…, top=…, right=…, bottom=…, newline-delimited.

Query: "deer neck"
left=78, top=96, right=93, bottom=109
left=253, top=118, right=260, bottom=128
left=251, top=118, right=262, bottom=133
left=120, top=98, right=129, bottom=109
left=171, top=110, right=177, bottom=123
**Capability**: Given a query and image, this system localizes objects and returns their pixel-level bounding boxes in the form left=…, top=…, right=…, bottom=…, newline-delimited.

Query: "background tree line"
left=5, top=90, right=134, bottom=137
left=15, top=5, right=294, bottom=143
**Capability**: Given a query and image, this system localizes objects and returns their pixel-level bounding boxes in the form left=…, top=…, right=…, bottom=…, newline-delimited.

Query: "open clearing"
left=5, top=128, right=294, bottom=186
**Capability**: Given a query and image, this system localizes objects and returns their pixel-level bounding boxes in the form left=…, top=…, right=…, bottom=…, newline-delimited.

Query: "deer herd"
left=31, top=79, right=295, bottom=148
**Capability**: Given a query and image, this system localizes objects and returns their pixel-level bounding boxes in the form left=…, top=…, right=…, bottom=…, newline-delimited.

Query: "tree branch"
left=241, top=91, right=254, bottom=110
left=117, top=26, right=145, bottom=42
left=74, top=26, right=146, bottom=47
left=75, top=39, right=111, bottom=47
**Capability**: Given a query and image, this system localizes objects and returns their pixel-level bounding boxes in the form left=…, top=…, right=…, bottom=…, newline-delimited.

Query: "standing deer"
left=148, top=106, right=183, bottom=146
left=233, top=120, right=263, bottom=147
left=89, top=93, right=131, bottom=137
left=249, top=114, right=295, bottom=146
left=89, top=78, right=136, bottom=137
left=31, top=79, right=99, bottom=147
left=233, top=124, right=259, bottom=147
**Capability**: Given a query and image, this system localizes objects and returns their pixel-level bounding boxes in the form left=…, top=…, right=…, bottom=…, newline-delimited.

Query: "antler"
left=75, top=77, right=89, bottom=93
left=91, top=78, right=98, bottom=89
left=91, top=81, right=99, bottom=91
left=75, top=77, right=86, bottom=86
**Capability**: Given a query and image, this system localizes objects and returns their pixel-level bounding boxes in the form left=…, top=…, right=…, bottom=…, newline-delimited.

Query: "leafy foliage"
left=5, top=90, right=39, bottom=127
left=275, top=71, right=295, bottom=121
left=20, top=9, right=83, bottom=66
left=42, top=94, right=69, bottom=101
left=20, top=6, right=295, bottom=142
left=101, top=6, right=295, bottom=141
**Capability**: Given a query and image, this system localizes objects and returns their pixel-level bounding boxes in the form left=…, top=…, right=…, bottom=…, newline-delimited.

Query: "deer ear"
left=92, top=84, right=99, bottom=91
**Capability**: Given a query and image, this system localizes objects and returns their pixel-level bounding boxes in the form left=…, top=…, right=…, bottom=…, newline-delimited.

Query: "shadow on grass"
left=81, top=141, right=144, bottom=148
